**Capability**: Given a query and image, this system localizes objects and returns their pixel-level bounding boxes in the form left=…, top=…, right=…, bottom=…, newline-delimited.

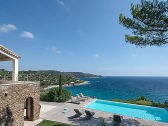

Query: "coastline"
left=44, top=81, right=89, bottom=90
left=79, top=81, right=90, bottom=85
left=64, top=81, right=90, bottom=87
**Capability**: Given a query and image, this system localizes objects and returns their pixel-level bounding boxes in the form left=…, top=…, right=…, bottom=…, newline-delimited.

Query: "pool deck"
left=24, top=98, right=168, bottom=126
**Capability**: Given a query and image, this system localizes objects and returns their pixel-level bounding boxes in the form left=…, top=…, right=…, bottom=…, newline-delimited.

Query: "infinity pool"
left=85, top=99, right=168, bottom=123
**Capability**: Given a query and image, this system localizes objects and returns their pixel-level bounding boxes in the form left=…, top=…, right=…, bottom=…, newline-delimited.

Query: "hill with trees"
left=0, top=69, right=101, bottom=87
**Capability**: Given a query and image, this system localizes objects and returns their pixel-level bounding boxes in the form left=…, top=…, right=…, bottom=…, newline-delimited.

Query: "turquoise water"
left=86, top=99, right=168, bottom=123
left=65, top=77, right=168, bottom=103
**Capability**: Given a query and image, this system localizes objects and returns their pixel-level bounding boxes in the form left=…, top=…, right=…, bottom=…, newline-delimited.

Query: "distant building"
left=0, top=45, right=40, bottom=126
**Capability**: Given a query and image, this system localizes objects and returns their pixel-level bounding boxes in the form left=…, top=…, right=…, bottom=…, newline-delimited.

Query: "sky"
left=0, top=0, right=168, bottom=76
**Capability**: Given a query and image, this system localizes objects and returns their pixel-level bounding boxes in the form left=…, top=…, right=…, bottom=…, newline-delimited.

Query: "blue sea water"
left=65, top=77, right=168, bottom=103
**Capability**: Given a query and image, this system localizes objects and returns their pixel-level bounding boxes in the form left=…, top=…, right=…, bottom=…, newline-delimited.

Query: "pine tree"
left=119, top=0, right=168, bottom=46
left=58, top=74, right=63, bottom=95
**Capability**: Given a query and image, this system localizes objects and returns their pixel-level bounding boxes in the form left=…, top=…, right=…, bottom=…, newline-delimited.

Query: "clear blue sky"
left=0, top=0, right=168, bottom=76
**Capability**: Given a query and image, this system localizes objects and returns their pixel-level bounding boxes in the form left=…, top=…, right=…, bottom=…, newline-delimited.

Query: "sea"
left=65, top=77, right=168, bottom=103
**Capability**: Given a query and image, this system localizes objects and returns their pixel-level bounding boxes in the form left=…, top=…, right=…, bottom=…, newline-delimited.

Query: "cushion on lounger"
left=113, top=115, right=122, bottom=123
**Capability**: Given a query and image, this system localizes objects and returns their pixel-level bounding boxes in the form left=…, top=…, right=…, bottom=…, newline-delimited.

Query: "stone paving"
left=24, top=98, right=168, bottom=126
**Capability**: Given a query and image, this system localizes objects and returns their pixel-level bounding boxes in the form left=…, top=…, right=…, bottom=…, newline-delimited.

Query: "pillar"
left=12, top=59, right=19, bottom=82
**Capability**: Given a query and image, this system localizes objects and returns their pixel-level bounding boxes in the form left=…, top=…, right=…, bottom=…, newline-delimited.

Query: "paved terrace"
left=25, top=98, right=168, bottom=126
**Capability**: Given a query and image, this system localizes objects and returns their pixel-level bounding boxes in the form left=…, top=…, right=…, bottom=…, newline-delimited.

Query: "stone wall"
left=0, top=82, right=40, bottom=126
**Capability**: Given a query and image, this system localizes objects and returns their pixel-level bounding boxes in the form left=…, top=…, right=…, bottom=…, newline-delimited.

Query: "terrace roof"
left=0, top=44, right=20, bottom=81
left=0, top=45, right=20, bottom=61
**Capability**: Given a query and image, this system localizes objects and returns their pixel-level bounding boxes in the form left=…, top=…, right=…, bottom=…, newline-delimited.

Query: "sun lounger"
left=76, top=94, right=86, bottom=101
left=70, top=96, right=80, bottom=104
left=84, top=110, right=95, bottom=120
left=74, top=109, right=83, bottom=115
left=79, top=93, right=89, bottom=100
left=113, top=115, right=123, bottom=126
left=68, top=109, right=83, bottom=119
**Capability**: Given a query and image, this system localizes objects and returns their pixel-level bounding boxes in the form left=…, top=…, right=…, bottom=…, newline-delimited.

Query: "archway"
left=24, top=97, right=34, bottom=121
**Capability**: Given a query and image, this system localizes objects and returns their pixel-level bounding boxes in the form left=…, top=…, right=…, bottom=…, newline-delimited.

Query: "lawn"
left=38, top=120, right=72, bottom=126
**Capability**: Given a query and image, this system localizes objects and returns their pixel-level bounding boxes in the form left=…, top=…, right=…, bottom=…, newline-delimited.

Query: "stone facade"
left=0, top=81, right=40, bottom=126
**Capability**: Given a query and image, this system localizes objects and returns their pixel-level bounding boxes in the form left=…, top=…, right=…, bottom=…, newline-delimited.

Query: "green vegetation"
left=119, top=0, right=168, bottom=46
left=112, top=96, right=168, bottom=108
left=40, top=74, right=71, bottom=102
left=0, top=69, right=100, bottom=88
left=38, top=120, right=71, bottom=126
left=58, top=75, right=63, bottom=96
left=40, top=87, right=71, bottom=102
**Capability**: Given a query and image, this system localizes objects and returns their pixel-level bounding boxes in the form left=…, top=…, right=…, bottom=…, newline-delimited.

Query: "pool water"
left=85, top=99, right=168, bottom=123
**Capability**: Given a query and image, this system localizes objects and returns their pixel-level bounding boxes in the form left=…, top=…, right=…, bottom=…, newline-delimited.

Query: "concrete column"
left=12, top=59, right=19, bottom=82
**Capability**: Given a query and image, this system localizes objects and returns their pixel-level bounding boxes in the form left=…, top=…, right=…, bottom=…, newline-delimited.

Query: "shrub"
left=164, top=101, right=168, bottom=107
left=112, top=96, right=168, bottom=108
left=38, top=120, right=72, bottom=126
left=136, top=96, right=147, bottom=101
left=40, top=87, right=71, bottom=102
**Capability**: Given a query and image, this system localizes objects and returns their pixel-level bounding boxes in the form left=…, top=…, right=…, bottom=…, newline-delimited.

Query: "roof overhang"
left=0, top=44, right=21, bottom=61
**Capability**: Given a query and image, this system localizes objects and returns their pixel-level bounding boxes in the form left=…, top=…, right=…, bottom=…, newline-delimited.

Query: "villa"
left=0, top=45, right=168, bottom=126
left=0, top=45, right=40, bottom=126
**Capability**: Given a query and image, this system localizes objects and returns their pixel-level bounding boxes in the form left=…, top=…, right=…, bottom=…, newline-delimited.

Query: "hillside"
left=0, top=69, right=101, bottom=87
left=63, top=72, right=101, bottom=78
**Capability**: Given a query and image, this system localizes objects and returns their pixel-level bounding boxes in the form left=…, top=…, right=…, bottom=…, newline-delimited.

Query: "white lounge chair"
left=70, top=96, right=80, bottom=104
left=79, top=93, right=89, bottom=100
left=76, top=94, right=86, bottom=101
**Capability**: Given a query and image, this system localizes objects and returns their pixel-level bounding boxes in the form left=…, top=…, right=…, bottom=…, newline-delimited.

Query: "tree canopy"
left=119, top=0, right=168, bottom=46
left=58, top=74, right=63, bottom=95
